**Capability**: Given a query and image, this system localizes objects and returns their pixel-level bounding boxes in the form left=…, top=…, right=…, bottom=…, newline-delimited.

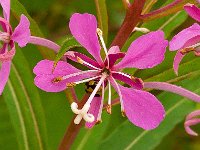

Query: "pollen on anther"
left=180, top=47, right=195, bottom=55
left=52, top=77, right=62, bottom=83
left=66, top=82, right=76, bottom=87
left=77, top=57, right=84, bottom=64
left=96, top=120, right=102, bottom=125
left=121, top=111, right=126, bottom=117
left=106, top=105, right=112, bottom=114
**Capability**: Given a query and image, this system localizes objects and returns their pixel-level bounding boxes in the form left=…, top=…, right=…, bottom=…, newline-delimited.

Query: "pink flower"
left=184, top=110, right=200, bottom=136
left=0, top=0, right=30, bottom=95
left=34, top=13, right=200, bottom=130
left=169, top=4, right=200, bottom=75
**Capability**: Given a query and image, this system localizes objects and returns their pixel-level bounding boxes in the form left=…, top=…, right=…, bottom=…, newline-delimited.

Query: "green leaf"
left=94, top=0, right=108, bottom=43
left=3, top=48, right=49, bottom=150
left=53, top=37, right=82, bottom=69
left=0, top=97, right=18, bottom=150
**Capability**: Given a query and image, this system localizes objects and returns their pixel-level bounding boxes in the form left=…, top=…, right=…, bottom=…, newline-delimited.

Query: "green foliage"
left=3, top=48, right=48, bottom=150
left=1, top=0, right=200, bottom=150
left=53, top=37, right=82, bottom=70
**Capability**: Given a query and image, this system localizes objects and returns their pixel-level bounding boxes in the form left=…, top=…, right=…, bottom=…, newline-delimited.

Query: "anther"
left=66, top=82, right=76, bottom=87
left=97, top=28, right=103, bottom=36
left=131, top=76, right=136, bottom=82
left=96, top=120, right=102, bottom=125
left=77, top=57, right=84, bottom=64
left=121, top=111, right=126, bottom=117
left=52, top=76, right=63, bottom=83
left=133, top=27, right=150, bottom=33
left=180, top=47, right=195, bottom=55
left=106, top=104, right=112, bottom=114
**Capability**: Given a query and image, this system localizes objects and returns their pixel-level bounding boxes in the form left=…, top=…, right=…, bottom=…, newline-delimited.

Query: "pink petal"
left=65, top=51, right=101, bottom=69
left=0, top=0, right=10, bottom=21
left=0, top=17, right=11, bottom=33
left=114, top=31, right=168, bottom=70
left=0, top=61, right=11, bottom=95
left=0, top=47, right=15, bottom=62
left=34, top=60, right=80, bottom=92
left=186, top=110, right=200, bottom=120
left=111, top=73, right=143, bottom=90
left=184, top=4, right=200, bottom=22
left=169, top=23, right=200, bottom=51
left=173, top=50, right=185, bottom=75
left=11, top=15, right=31, bottom=47
left=118, top=85, right=165, bottom=130
left=184, top=119, right=200, bottom=136
left=33, top=60, right=97, bottom=92
left=33, top=60, right=80, bottom=75
left=69, top=13, right=103, bottom=65
left=85, top=97, right=102, bottom=128
left=105, top=46, right=125, bottom=67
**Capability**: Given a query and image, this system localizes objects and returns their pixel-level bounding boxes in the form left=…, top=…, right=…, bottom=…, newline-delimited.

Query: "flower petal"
left=69, top=13, right=103, bottom=65
left=34, top=60, right=80, bottom=92
left=0, top=17, right=12, bottom=32
left=11, top=15, right=31, bottom=47
left=169, top=23, right=200, bottom=51
left=0, top=47, right=15, bottom=62
left=173, top=50, right=185, bottom=75
left=0, top=0, right=10, bottom=21
left=65, top=51, right=101, bottom=69
left=33, top=60, right=97, bottom=92
left=118, top=85, right=165, bottom=130
left=110, top=78, right=165, bottom=130
left=85, top=96, right=102, bottom=128
left=33, top=59, right=80, bottom=75
left=0, top=61, right=11, bottom=95
left=105, top=46, right=125, bottom=67
left=114, top=31, right=168, bottom=70
left=184, top=119, right=200, bottom=136
left=184, top=4, right=200, bottom=22
left=111, top=73, right=143, bottom=90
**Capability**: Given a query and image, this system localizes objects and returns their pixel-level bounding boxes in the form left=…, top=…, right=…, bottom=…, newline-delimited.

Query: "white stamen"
left=74, top=75, right=101, bottom=85
left=96, top=28, right=110, bottom=67
left=83, top=113, right=95, bottom=122
left=108, top=81, right=111, bottom=105
left=71, top=74, right=107, bottom=124
left=110, top=77, right=124, bottom=112
left=77, top=57, right=101, bottom=70
left=97, top=82, right=105, bottom=121
left=133, top=27, right=150, bottom=33
left=62, top=70, right=99, bottom=80
left=74, top=114, right=83, bottom=124
left=111, top=71, right=131, bottom=79
left=187, top=42, right=200, bottom=49
left=85, top=73, right=107, bottom=105
left=71, top=102, right=81, bottom=114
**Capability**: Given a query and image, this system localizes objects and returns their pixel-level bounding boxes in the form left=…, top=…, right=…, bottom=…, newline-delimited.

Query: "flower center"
left=0, top=32, right=10, bottom=44
left=101, top=67, right=110, bottom=76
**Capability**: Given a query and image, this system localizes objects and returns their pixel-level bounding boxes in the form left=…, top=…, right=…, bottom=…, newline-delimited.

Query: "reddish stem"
left=58, top=94, right=89, bottom=150
left=111, top=0, right=146, bottom=48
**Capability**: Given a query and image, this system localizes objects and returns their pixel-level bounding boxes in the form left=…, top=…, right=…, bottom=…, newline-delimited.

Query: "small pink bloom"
left=184, top=110, right=200, bottom=136
left=34, top=13, right=200, bottom=130
left=0, top=0, right=31, bottom=95
left=169, top=4, right=200, bottom=75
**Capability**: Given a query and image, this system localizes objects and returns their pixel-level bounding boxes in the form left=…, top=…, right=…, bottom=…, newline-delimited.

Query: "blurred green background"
left=1, top=0, right=200, bottom=150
